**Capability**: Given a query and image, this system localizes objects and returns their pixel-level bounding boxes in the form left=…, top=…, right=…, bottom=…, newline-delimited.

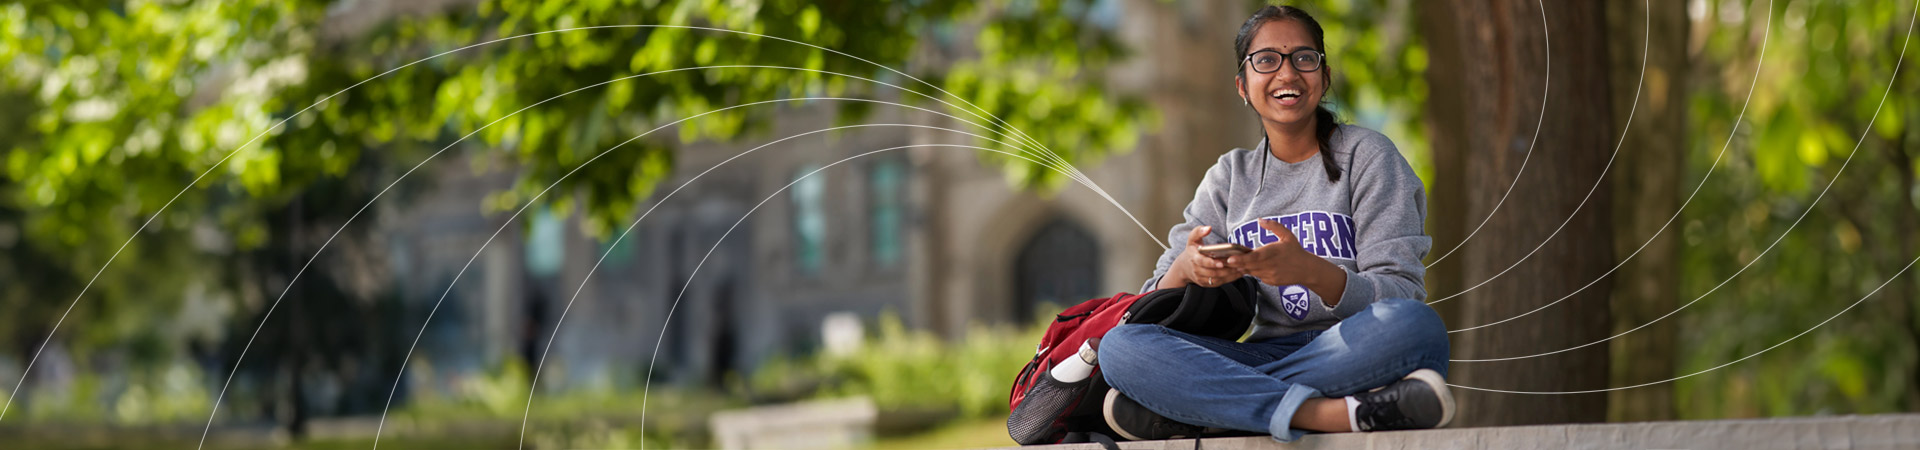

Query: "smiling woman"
left=1097, top=5, right=1452, bottom=442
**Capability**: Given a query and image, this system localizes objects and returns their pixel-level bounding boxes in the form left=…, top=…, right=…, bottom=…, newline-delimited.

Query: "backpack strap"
left=1220, top=277, right=1257, bottom=318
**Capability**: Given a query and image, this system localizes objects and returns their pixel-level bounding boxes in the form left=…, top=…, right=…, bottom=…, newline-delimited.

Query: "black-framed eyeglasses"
left=1241, top=49, right=1325, bottom=74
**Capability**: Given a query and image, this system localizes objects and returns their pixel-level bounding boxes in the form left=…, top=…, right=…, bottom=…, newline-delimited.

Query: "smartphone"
left=1196, top=243, right=1252, bottom=258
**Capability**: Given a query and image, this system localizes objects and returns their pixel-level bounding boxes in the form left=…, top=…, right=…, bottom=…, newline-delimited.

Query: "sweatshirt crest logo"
left=1280, top=285, right=1310, bottom=320
left=1230, top=211, right=1357, bottom=260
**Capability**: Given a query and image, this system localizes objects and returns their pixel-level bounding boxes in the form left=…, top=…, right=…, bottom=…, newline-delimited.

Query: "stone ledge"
left=993, top=414, right=1920, bottom=450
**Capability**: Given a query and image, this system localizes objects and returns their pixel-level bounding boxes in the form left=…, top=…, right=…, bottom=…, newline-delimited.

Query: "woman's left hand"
left=1225, top=219, right=1326, bottom=286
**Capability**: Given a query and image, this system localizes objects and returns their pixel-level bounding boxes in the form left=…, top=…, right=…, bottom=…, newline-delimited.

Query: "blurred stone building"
left=371, top=0, right=1262, bottom=392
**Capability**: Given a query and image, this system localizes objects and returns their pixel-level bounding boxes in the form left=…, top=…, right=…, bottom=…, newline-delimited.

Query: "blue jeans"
left=1100, top=298, right=1450, bottom=442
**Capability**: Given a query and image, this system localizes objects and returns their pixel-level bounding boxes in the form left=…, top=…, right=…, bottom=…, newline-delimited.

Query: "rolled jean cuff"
left=1268, top=382, right=1323, bottom=442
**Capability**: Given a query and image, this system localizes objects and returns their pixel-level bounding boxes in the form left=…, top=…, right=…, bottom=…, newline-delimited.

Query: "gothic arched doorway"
left=1013, top=218, right=1103, bottom=324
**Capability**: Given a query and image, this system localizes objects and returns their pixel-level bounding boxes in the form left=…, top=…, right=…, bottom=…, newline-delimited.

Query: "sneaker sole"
left=1102, top=389, right=1150, bottom=441
left=1405, top=368, right=1456, bottom=428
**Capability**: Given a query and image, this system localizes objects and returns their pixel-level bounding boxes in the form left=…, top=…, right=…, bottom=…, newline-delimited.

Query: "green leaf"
left=799, top=6, right=822, bottom=37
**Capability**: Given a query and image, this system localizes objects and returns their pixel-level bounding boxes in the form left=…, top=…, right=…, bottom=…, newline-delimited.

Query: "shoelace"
left=1357, top=386, right=1421, bottom=430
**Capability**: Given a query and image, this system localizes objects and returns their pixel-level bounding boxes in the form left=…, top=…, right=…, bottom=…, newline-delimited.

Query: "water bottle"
left=1049, top=338, right=1099, bottom=382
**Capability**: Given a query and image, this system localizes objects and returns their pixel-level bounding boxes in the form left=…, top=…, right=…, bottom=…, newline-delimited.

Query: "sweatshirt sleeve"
left=1141, top=152, right=1239, bottom=293
left=1328, top=136, right=1432, bottom=319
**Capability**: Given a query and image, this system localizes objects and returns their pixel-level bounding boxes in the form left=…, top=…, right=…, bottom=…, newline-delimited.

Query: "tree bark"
left=1605, top=0, right=1686, bottom=423
left=1422, top=0, right=1471, bottom=332
left=1889, top=126, right=1919, bottom=411
left=1421, top=0, right=1616, bottom=426
left=287, top=198, right=309, bottom=440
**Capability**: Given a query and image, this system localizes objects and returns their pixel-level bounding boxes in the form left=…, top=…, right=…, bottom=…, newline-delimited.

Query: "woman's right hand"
left=1170, top=226, right=1241, bottom=288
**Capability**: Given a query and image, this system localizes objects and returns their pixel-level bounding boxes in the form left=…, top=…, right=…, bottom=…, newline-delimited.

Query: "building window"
left=525, top=209, right=566, bottom=279
left=791, top=165, right=827, bottom=276
left=1087, top=0, right=1122, bottom=30
left=598, top=233, right=636, bottom=269
left=868, top=158, right=906, bottom=267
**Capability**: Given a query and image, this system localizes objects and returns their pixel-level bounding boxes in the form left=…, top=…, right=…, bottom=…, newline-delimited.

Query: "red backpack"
left=1006, top=278, right=1259, bottom=445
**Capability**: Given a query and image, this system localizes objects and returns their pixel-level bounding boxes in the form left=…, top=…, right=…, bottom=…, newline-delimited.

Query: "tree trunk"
left=286, top=198, right=309, bottom=440
left=1423, top=0, right=1471, bottom=332
left=1890, top=127, right=1919, bottom=411
left=1605, top=0, right=1686, bottom=423
left=1421, top=0, right=1616, bottom=426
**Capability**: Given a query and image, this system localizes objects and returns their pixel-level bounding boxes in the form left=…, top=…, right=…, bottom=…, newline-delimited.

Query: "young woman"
left=1097, top=5, right=1453, bottom=442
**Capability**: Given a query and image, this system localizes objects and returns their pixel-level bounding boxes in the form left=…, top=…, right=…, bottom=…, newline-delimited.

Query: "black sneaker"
left=1102, top=388, right=1202, bottom=441
left=1352, top=368, right=1456, bottom=431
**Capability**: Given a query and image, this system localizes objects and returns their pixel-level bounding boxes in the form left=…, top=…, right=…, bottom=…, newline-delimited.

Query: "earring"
left=1243, top=97, right=1249, bottom=105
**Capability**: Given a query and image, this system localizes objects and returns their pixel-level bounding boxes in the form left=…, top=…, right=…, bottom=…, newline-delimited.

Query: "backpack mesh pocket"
left=1007, top=374, right=1092, bottom=445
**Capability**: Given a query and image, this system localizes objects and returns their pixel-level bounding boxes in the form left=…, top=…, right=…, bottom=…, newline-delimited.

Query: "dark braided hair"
left=1235, top=5, right=1342, bottom=182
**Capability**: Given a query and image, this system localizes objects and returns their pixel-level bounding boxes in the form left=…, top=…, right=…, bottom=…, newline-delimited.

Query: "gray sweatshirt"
left=1141, top=125, right=1431, bottom=341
